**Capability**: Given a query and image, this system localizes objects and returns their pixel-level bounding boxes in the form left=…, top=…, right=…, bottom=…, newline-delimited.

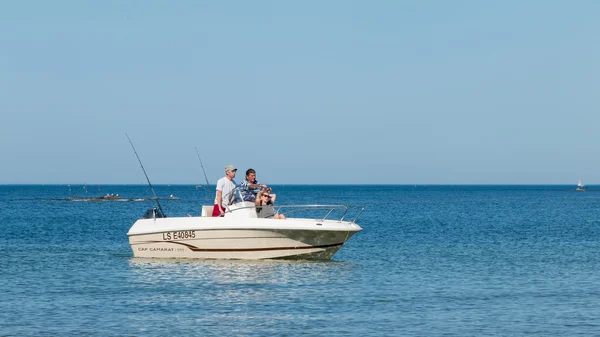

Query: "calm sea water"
left=2, top=184, right=600, bottom=336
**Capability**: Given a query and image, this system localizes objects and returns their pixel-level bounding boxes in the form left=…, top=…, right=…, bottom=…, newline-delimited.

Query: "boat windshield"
left=222, top=187, right=364, bottom=223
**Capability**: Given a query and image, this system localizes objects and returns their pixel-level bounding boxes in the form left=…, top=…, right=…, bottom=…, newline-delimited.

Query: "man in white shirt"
left=212, top=164, right=237, bottom=217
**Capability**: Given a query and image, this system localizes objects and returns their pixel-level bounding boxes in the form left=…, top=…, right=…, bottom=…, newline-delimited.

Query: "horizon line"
left=0, top=183, right=593, bottom=186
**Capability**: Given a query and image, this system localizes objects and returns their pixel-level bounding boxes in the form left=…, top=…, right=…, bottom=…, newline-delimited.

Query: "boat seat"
left=201, top=205, right=213, bottom=217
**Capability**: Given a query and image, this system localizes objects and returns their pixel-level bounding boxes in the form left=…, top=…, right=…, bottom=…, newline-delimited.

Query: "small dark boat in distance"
left=66, top=193, right=180, bottom=202
left=69, top=194, right=128, bottom=202
left=576, top=180, right=586, bottom=192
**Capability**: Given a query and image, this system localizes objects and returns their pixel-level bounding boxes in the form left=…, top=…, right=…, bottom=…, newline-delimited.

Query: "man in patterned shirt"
left=240, top=168, right=267, bottom=202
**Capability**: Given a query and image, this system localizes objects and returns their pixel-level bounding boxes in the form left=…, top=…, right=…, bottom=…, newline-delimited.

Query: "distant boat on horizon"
left=576, top=180, right=586, bottom=192
left=70, top=193, right=126, bottom=201
left=66, top=194, right=180, bottom=202
left=65, top=185, right=179, bottom=202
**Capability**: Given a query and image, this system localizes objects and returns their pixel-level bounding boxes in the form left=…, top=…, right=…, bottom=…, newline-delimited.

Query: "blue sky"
left=1, top=1, right=598, bottom=185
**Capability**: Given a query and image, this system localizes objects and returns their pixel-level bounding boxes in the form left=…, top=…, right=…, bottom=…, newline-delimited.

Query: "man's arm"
left=216, top=190, right=223, bottom=214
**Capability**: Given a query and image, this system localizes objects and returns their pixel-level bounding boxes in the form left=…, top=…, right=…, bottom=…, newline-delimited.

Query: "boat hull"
left=127, top=217, right=362, bottom=260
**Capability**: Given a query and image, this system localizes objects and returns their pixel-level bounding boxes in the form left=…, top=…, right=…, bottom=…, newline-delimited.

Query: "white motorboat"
left=576, top=180, right=585, bottom=192
left=127, top=189, right=363, bottom=260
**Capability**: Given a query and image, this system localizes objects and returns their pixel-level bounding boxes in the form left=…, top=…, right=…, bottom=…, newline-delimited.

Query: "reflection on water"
left=123, top=257, right=359, bottom=335
left=128, top=258, right=345, bottom=287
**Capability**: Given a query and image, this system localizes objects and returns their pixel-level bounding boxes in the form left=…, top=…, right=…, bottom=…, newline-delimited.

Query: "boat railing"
left=277, top=204, right=364, bottom=223
left=224, top=203, right=364, bottom=223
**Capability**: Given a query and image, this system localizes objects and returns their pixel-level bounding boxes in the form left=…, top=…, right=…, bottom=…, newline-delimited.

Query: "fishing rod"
left=195, top=146, right=212, bottom=198
left=126, top=133, right=166, bottom=217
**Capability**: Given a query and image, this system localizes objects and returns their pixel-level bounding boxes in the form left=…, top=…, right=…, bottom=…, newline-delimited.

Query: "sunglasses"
left=261, top=194, right=269, bottom=198
left=230, top=169, right=237, bottom=173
